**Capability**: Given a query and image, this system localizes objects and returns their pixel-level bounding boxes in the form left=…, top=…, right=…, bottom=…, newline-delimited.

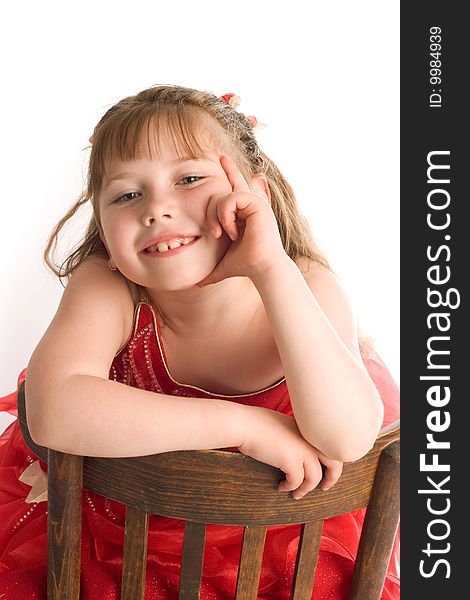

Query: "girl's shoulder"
left=64, top=256, right=137, bottom=351
left=295, top=257, right=345, bottom=294
left=26, top=257, right=139, bottom=392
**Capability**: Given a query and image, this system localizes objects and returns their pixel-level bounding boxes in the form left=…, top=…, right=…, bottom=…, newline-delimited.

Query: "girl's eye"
left=178, top=175, right=203, bottom=186
left=114, top=191, right=141, bottom=203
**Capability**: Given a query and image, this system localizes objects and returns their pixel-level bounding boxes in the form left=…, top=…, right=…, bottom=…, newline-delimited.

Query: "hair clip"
left=220, top=93, right=266, bottom=132
left=220, top=93, right=241, bottom=108
left=246, top=115, right=267, bottom=132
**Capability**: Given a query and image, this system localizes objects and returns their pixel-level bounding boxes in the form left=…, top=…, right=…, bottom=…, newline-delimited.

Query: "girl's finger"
left=206, top=195, right=224, bottom=238
left=220, top=155, right=250, bottom=193
left=291, top=460, right=323, bottom=500
left=320, top=460, right=343, bottom=491
left=216, top=196, right=239, bottom=241
left=278, top=464, right=304, bottom=493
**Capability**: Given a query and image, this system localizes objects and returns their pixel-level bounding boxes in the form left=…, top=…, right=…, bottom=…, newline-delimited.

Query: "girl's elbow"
left=311, top=437, right=373, bottom=463
left=25, top=390, right=61, bottom=449
left=340, top=412, right=384, bottom=463
left=26, top=409, right=56, bottom=449
left=318, top=440, right=370, bottom=463
left=321, top=412, right=384, bottom=463
left=337, top=439, right=375, bottom=463
left=26, top=417, right=49, bottom=448
left=27, top=418, right=74, bottom=454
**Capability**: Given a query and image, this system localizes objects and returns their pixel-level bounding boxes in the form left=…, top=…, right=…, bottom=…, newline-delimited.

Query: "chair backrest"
left=18, top=382, right=399, bottom=600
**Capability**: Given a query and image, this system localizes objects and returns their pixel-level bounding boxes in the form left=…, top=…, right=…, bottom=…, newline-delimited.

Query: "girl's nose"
left=142, top=211, right=172, bottom=226
left=141, top=191, right=177, bottom=226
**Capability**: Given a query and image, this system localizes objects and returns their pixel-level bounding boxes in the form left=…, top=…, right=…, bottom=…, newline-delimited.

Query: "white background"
left=0, top=1, right=399, bottom=432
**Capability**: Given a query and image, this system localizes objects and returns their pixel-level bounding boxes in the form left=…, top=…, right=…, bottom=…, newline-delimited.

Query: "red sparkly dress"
left=0, top=302, right=400, bottom=599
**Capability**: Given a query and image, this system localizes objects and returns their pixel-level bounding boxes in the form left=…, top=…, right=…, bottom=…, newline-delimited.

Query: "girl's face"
left=98, top=129, right=237, bottom=291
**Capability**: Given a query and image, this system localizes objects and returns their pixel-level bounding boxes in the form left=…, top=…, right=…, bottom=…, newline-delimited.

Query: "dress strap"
left=135, top=285, right=153, bottom=304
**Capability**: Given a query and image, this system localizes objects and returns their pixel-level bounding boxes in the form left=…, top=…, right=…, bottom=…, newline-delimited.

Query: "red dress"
left=0, top=302, right=400, bottom=599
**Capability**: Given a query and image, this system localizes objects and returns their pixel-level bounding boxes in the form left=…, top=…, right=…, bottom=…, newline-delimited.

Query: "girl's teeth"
left=147, top=237, right=194, bottom=253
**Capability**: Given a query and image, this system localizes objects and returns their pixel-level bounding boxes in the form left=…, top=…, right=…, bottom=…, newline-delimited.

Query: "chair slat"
left=121, top=506, right=149, bottom=600
left=290, top=521, right=323, bottom=600
left=348, top=441, right=400, bottom=600
left=47, top=449, right=83, bottom=600
left=179, top=521, right=206, bottom=600
left=235, top=526, right=267, bottom=600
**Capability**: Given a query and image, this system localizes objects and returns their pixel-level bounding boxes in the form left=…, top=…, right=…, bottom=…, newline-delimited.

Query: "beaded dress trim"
left=113, top=301, right=286, bottom=399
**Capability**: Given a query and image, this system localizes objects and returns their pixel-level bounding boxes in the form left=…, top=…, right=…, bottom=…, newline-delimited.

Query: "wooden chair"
left=17, top=382, right=399, bottom=600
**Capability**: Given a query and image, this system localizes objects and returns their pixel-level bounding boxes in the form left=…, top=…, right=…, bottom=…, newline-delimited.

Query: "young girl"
left=0, top=85, right=399, bottom=599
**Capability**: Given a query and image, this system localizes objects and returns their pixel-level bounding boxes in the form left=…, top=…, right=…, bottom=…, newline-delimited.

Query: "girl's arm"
left=252, top=257, right=383, bottom=463
left=26, top=258, right=246, bottom=457
left=201, top=156, right=383, bottom=463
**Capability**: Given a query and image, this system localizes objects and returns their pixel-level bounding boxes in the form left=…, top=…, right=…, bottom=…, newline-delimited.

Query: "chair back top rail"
left=18, top=382, right=400, bottom=526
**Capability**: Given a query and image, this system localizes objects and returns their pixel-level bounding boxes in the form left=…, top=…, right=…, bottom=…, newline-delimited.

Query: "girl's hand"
left=239, top=407, right=343, bottom=499
left=198, top=156, right=286, bottom=286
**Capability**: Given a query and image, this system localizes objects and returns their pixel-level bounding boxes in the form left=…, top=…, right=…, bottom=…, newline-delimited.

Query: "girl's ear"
left=249, top=175, right=272, bottom=205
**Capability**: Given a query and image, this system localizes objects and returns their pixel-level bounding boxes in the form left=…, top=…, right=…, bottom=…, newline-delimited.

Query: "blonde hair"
left=45, top=84, right=329, bottom=279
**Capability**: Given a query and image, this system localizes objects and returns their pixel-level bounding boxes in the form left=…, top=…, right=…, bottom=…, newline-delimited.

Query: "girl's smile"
left=141, top=234, right=200, bottom=257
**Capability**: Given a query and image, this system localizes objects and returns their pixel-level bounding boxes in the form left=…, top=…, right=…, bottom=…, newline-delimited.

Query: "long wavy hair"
left=44, top=84, right=329, bottom=279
